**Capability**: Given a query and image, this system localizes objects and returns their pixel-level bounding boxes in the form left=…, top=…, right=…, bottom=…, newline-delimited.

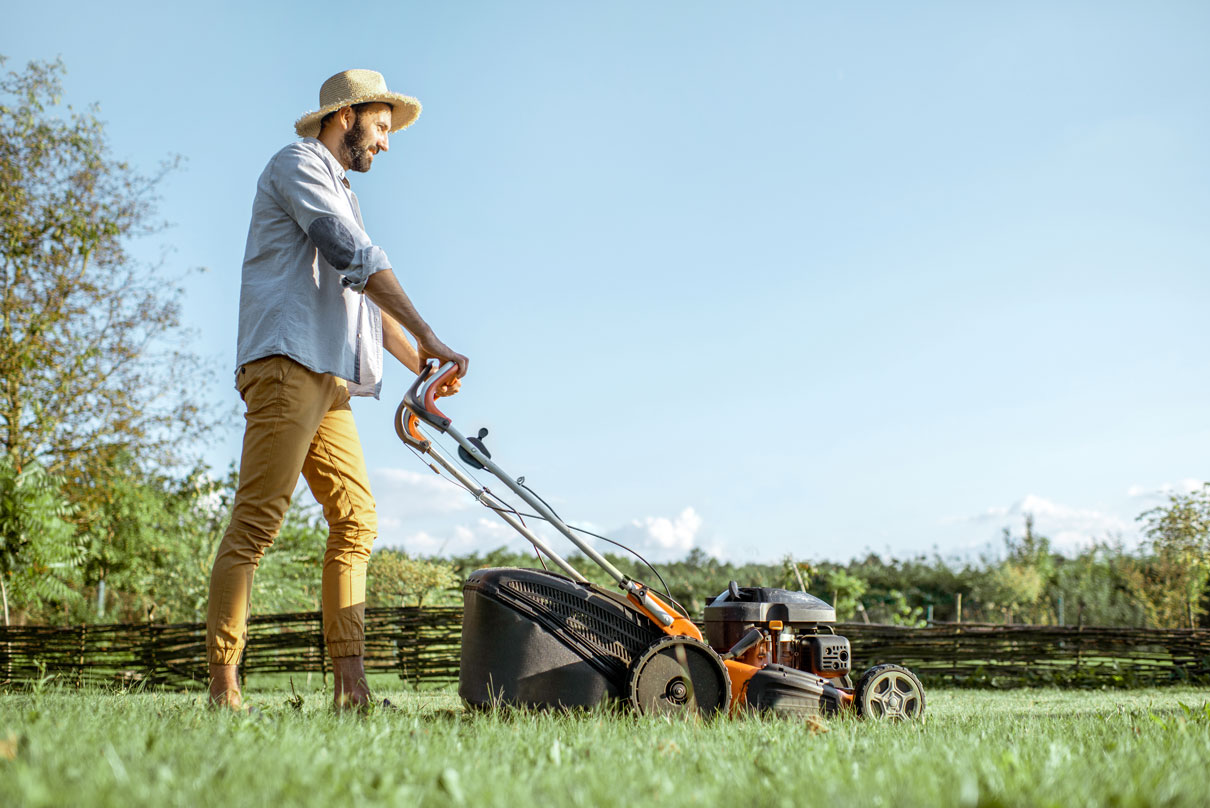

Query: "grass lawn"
left=2, top=680, right=1209, bottom=807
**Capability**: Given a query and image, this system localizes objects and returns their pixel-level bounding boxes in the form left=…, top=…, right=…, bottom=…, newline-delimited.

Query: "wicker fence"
left=2, top=610, right=1209, bottom=689
left=0, top=607, right=462, bottom=689
left=840, top=623, right=1210, bottom=688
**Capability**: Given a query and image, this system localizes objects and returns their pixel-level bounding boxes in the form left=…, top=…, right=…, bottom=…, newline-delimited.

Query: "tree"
left=368, top=549, right=459, bottom=608
left=0, top=56, right=212, bottom=484
left=70, top=458, right=234, bottom=623
left=1051, top=542, right=1143, bottom=627
left=0, top=456, right=82, bottom=624
left=971, top=517, right=1056, bottom=624
left=1125, top=485, right=1210, bottom=628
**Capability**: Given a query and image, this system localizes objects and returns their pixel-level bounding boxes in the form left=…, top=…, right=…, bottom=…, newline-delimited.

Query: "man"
left=206, top=69, right=467, bottom=710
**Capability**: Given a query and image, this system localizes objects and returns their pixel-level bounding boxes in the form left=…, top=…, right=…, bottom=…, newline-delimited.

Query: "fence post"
left=406, top=605, right=424, bottom=688
left=144, top=607, right=158, bottom=683
left=956, top=593, right=963, bottom=624
left=395, top=607, right=408, bottom=684
left=76, top=623, right=86, bottom=689
left=318, top=612, right=327, bottom=687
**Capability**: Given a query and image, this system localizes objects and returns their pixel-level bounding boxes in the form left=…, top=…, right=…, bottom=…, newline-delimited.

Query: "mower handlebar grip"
left=402, top=361, right=458, bottom=431
left=394, top=399, right=431, bottom=451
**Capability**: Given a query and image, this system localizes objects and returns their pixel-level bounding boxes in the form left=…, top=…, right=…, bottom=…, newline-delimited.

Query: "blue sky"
left=5, top=1, right=1208, bottom=564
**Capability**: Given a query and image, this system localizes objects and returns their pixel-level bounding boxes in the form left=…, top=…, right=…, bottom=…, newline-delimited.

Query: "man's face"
left=341, top=103, right=393, bottom=173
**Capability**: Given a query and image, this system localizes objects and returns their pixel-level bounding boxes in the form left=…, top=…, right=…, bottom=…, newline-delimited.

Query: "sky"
left=4, top=1, right=1208, bottom=566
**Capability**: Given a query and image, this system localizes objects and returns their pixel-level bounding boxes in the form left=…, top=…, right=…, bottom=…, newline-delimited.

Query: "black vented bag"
left=459, top=567, right=664, bottom=708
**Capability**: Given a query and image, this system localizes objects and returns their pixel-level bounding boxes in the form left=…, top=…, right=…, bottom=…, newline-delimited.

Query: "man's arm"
left=364, top=269, right=468, bottom=377
left=381, top=310, right=421, bottom=373
left=381, top=310, right=461, bottom=396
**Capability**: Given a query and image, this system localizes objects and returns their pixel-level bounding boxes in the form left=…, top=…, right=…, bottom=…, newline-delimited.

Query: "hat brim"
left=294, top=92, right=421, bottom=138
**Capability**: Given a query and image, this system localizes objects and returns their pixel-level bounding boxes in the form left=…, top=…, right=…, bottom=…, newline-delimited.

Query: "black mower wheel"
left=627, top=636, right=731, bottom=718
left=855, top=664, right=925, bottom=720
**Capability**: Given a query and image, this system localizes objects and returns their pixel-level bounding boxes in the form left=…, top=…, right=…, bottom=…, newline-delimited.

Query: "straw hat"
left=294, top=69, right=421, bottom=138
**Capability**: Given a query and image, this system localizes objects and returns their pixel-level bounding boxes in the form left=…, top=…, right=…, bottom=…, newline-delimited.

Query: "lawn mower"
left=396, top=362, right=925, bottom=721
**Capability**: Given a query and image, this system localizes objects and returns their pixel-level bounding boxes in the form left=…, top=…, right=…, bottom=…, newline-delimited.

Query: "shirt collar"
left=304, top=137, right=351, bottom=188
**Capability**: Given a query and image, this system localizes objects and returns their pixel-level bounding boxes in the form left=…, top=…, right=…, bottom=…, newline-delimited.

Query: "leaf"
left=0, top=731, right=18, bottom=760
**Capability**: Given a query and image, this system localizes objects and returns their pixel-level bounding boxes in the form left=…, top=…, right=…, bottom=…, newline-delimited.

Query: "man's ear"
left=337, top=105, right=356, bottom=130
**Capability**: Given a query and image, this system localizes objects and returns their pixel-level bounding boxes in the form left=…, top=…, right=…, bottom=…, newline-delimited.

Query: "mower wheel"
left=855, top=664, right=925, bottom=720
left=627, top=636, right=731, bottom=718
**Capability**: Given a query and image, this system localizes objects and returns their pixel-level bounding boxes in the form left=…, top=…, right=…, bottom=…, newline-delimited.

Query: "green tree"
left=66, top=459, right=235, bottom=624
left=1125, top=485, right=1210, bottom=628
left=0, top=456, right=82, bottom=624
left=0, top=56, right=212, bottom=485
left=812, top=567, right=869, bottom=621
left=1051, top=541, right=1143, bottom=627
left=970, top=517, right=1056, bottom=624
left=135, top=467, right=233, bottom=623
left=368, top=549, right=460, bottom=608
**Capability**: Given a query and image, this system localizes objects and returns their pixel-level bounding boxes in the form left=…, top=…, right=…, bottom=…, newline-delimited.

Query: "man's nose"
left=379, top=133, right=389, bottom=152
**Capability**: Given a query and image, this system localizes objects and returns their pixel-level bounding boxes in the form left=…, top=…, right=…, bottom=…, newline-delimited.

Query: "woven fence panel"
left=0, top=607, right=465, bottom=688
left=3, top=612, right=1209, bottom=689
left=837, top=623, right=1210, bottom=688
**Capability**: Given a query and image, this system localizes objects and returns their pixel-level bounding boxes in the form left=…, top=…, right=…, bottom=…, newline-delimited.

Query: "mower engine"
left=704, top=582, right=854, bottom=718
left=705, top=583, right=851, bottom=680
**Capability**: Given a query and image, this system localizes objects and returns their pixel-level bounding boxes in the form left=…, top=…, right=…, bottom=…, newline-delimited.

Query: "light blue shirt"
left=235, top=138, right=387, bottom=397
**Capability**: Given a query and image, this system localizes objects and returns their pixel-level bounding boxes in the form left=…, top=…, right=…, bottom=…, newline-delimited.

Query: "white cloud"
left=945, top=494, right=1135, bottom=553
left=609, top=507, right=722, bottom=562
left=374, top=501, right=720, bottom=565
left=378, top=516, right=529, bottom=556
left=371, top=466, right=475, bottom=519
left=1126, top=479, right=1205, bottom=499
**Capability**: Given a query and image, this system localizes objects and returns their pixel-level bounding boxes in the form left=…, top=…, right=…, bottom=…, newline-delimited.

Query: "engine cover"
left=800, top=634, right=851, bottom=678
left=703, top=583, right=835, bottom=652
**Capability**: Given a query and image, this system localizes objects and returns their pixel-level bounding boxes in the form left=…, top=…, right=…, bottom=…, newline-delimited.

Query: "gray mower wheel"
left=854, top=664, right=925, bottom=720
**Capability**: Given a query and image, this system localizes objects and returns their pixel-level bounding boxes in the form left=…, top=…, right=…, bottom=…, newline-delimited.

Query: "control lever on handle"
left=394, top=399, right=430, bottom=451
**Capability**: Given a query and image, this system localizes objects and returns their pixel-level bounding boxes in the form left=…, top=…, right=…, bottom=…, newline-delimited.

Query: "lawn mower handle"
left=398, top=360, right=680, bottom=629
left=403, top=360, right=459, bottom=431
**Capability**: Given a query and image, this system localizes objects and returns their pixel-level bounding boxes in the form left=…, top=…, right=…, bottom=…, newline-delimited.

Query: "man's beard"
left=341, top=116, right=374, bottom=172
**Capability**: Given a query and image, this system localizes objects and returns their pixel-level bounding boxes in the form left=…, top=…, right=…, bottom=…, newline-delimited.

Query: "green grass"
left=2, top=682, right=1210, bottom=807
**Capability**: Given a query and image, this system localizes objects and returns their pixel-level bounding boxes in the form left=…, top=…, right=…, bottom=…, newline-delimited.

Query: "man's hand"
left=418, top=333, right=469, bottom=379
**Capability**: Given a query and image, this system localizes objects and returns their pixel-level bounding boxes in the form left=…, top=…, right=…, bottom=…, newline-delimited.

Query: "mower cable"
left=478, top=504, right=679, bottom=610
left=480, top=487, right=551, bottom=573
left=411, top=422, right=681, bottom=610
left=514, top=480, right=677, bottom=605
left=407, top=430, right=552, bottom=570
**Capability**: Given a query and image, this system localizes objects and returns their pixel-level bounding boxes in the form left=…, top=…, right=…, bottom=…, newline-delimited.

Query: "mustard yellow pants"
left=206, top=355, right=377, bottom=664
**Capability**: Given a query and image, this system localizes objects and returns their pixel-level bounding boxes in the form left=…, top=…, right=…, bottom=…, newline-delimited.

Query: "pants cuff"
left=208, top=646, right=242, bottom=666
left=328, top=640, right=364, bottom=658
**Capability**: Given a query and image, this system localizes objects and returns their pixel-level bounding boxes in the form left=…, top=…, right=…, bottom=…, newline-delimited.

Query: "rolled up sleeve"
left=267, top=143, right=390, bottom=291
left=347, top=244, right=391, bottom=292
